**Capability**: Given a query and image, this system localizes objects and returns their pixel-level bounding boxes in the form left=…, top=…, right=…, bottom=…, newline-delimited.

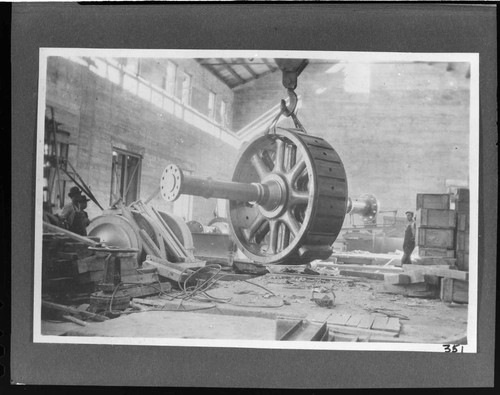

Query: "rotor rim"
left=228, top=129, right=321, bottom=263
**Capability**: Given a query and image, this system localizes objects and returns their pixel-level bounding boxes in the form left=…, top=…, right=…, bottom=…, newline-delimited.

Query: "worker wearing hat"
left=59, top=186, right=91, bottom=236
left=399, top=210, right=416, bottom=266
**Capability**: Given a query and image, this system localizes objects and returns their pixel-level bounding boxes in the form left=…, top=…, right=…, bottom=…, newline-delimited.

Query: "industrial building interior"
left=39, top=53, right=472, bottom=344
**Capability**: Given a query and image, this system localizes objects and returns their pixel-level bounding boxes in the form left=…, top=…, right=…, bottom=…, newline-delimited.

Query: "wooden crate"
left=417, top=227, right=455, bottom=249
left=455, top=200, right=470, bottom=213
left=416, top=209, right=456, bottom=228
left=456, top=251, right=469, bottom=271
left=419, top=247, right=455, bottom=258
left=440, top=277, right=468, bottom=304
left=416, top=194, right=450, bottom=210
left=457, top=213, right=469, bottom=232
left=456, top=231, right=469, bottom=252
left=456, top=188, right=470, bottom=203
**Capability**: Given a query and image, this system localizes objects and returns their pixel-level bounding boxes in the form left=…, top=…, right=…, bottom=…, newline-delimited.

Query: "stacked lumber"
left=455, top=188, right=470, bottom=271
left=416, top=193, right=456, bottom=265
left=382, top=263, right=468, bottom=301
left=440, top=277, right=468, bottom=304
left=42, top=232, right=105, bottom=295
left=311, top=312, right=402, bottom=342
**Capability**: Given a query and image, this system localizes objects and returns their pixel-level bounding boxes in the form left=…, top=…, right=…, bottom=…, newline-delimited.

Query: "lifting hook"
left=280, top=88, right=298, bottom=117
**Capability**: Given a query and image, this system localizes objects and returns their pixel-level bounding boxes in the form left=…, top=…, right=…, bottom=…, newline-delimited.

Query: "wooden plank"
left=345, top=315, right=363, bottom=327
left=327, top=313, right=351, bottom=326
left=440, top=277, right=454, bottom=303
left=326, top=323, right=398, bottom=338
left=441, top=278, right=468, bottom=303
left=381, top=282, right=438, bottom=298
left=457, top=213, right=469, bottom=232
left=339, top=270, right=385, bottom=281
left=143, top=260, right=193, bottom=283
left=417, top=257, right=457, bottom=266
left=76, top=255, right=105, bottom=274
left=417, top=228, right=455, bottom=249
left=331, top=333, right=359, bottom=342
left=385, top=317, right=401, bottom=333
left=456, top=251, right=469, bottom=271
left=384, top=273, right=411, bottom=285
left=146, top=255, right=203, bottom=270
left=121, top=273, right=159, bottom=284
left=371, top=316, right=389, bottom=331
left=121, top=281, right=172, bottom=298
left=457, top=231, right=469, bottom=252
left=416, top=208, right=456, bottom=228
left=425, top=267, right=468, bottom=281
left=326, top=264, right=403, bottom=273
left=416, top=194, right=450, bottom=210
left=62, top=314, right=87, bottom=326
left=456, top=188, right=469, bottom=203
left=452, top=279, right=469, bottom=304
left=419, top=247, right=456, bottom=258
left=42, top=300, right=109, bottom=321
left=43, top=222, right=99, bottom=246
left=357, top=314, right=376, bottom=329
left=334, top=257, right=374, bottom=265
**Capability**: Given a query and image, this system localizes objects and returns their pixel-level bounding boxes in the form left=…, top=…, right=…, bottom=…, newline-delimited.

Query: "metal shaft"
left=180, top=175, right=263, bottom=202
left=161, top=164, right=266, bottom=204
left=346, top=194, right=379, bottom=220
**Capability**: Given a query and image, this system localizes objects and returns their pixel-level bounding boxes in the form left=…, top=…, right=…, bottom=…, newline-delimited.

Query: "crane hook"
left=280, top=88, right=298, bottom=117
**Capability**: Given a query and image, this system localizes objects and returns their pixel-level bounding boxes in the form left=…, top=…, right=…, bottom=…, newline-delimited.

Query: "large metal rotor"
left=161, top=128, right=349, bottom=264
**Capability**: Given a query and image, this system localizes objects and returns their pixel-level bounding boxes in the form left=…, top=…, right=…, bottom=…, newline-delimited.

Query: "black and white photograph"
left=33, top=49, right=479, bottom=352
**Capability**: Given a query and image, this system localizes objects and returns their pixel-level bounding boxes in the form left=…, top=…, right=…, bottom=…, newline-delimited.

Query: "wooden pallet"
left=314, top=312, right=401, bottom=338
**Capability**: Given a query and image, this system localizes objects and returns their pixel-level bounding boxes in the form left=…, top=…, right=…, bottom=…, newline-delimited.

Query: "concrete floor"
left=41, top=272, right=468, bottom=343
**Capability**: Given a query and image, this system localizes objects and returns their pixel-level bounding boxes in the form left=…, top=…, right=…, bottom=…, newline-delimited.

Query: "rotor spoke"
left=283, top=210, right=301, bottom=237
left=289, top=190, right=309, bottom=206
left=278, top=224, right=291, bottom=252
left=268, top=220, right=279, bottom=254
left=244, top=213, right=266, bottom=241
left=274, top=139, right=286, bottom=173
left=251, top=153, right=270, bottom=180
left=287, top=159, right=307, bottom=184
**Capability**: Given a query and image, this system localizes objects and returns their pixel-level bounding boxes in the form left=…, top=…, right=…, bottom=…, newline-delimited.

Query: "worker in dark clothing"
left=70, top=195, right=91, bottom=236
left=400, top=210, right=416, bottom=266
left=60, top=186, right=90, bottom=235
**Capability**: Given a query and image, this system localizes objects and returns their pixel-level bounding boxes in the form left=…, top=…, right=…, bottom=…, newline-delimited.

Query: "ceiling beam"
left=262, top=58, right=278, bottom=72
left=242, top=64, right=259, bottom=79
left=217, top=58, right=247, bottom=85
left=197, top=60, right=234, bottom=87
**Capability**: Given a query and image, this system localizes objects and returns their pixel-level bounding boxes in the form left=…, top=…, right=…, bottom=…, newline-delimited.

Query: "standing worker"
left=59, top=186, right=90, bottom=236
left=400, top=210, right=416, bottom=266
left=71, top=195, right=91, bottom=236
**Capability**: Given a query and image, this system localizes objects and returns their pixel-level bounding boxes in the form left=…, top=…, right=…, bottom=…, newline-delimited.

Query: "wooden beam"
left=42, top=300, right=109, bottom=321
left=242, top=64, right=259, bottom=79
left=262, top=58, right=278, bottom=72
left=217, top=58, right=247, bottom=85
left=43, top=222, right=99, bottom=246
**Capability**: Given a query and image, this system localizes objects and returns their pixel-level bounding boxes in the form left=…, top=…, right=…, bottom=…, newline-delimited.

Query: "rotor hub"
left=259, top=173, right=288, bottom=218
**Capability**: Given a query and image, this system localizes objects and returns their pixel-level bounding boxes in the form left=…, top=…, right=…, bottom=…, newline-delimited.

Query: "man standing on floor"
left=400, top=210, right=416, bottom=266
left=59, top=186, right=90, bottom=235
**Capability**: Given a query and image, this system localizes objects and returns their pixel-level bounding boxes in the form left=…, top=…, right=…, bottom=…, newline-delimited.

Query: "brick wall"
left=232, top=62, right=471, bottom=217
left=45, top=57, right=238, bottom=224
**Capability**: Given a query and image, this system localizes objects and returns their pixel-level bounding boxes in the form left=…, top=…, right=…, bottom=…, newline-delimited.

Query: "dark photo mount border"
left=10, top=3, right=497, bottom=388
